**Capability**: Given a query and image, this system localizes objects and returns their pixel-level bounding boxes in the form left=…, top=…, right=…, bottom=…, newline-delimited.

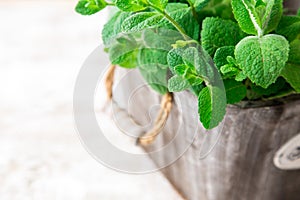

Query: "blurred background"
left=0, top=0, right=182, bottom=199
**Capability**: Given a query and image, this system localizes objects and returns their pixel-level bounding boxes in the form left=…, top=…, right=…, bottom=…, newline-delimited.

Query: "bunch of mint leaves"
left=75, top=0, right=300, bottom=129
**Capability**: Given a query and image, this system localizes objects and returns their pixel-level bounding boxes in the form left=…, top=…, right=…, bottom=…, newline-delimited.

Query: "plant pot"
left=113, top=68, right=300, bottom=200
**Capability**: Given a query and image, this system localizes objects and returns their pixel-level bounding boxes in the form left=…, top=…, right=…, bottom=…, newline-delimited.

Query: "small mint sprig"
left=232, top=0, right=290, bottom=89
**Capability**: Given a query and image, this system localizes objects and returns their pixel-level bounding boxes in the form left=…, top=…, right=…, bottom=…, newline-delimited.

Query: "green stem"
left=186, top=0, right=201, bottom=24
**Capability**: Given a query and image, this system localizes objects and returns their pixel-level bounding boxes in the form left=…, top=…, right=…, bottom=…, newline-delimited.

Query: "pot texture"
left=113, top=68, right=300, bottom=200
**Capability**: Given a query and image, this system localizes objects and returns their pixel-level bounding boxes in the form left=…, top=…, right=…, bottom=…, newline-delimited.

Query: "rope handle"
left=105, top=64, right=116, bottom=100
left=105, top=65, right=173, bottom=145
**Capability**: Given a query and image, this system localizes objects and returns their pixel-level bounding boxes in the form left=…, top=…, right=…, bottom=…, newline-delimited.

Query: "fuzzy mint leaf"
left=198, top=86, right=226, bottom=129
left=197, top=0, right=233, bottom=21
left=138, top=48, right=169, bottom=71
left=161, top=4, right=200, bottom=40
left=201, top=17, right=246, bottom=56
left=168, top=75, right=190, bottom=92
left=75, top=0, right=107, bottom=15
left=115, top=0, right=147, bottom=12
left=174, top=64, right=203, bottom=86
left=142, top=29, right=183, bottom=51
left=121, top=3, right=199, bottom=40
left=281, top=63, right=300, bottom=93
left=108, top=34, right=140, bottom=68
left=220, top=64, right=239, bottom=78
left=276, top=15, right=300, bottom=42
left=288, top=39, right=300, bottom=65
left=121, top=12, right=163, bottom=33
left=102, top=11, right=131, bottom=46
left=167, top=48, right=185, bottom=74
left=165, top=3, right=188, bottom=12
left=232, top=0, right=262, bottom=35
left=232, top=0, right=283, bottom=36
left=139, top=65, right=168, bottom=94
left=218, top=55, right=246, bottom=81
left=224, top=79, right=247, bottom=104
left=259, top=0, right=282, bottom=34
left=189, top=0, right=209, bottom=12
left=182, top=47, right=215, bottom=82
left=167, top=47, right=204, bottom=86
left=213, top=46, right=235, bottom=69
left=281, top=39, right=300, bottom=92
left=235, top=34, right=289, bottom=88
left=235, top=71, right=247, bottom=81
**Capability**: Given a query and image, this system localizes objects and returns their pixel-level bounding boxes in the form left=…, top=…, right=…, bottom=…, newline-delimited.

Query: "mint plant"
left=76, top=0, right=300, bottom=129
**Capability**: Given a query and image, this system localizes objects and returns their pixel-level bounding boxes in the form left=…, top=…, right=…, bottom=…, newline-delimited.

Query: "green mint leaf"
left=198, top=0, right=233, bottom=21
left=173, top=64, right=186, bottom=76
left=174, top=64, right=203, bottom=86
left=201, top=17, right=246, bottom=56
left=255, top=0, right=266, bottom=7
left=235, top=71, right=247, bottom=81
left=298, top=8, right=300, bottom=16
left=167, top=47, right=204, bottom=86
left=165, top=3, right=189, bottom=12
left=224, top=79, right=247, bottom=104
left=160, top=4, right=199, bottom=40
left=235, top=34, right=289, bottom=88
left=182, top=47, right=215, bottom=81
left=110, top=49, right=139, bottom=68
left=213, top=46, right=235, bottom=69
left=189, top=0, right=210, bottom=12
left=226, top=56, right=238, bottom=65
left=121, top=12, right=163, bottom=33
left=232, top=0, right=282, bottom=35
left=232, top=0, right=262, bottom=35
left=143, top=28, right=183, bottom=52
left=115, top=0, right=147, bottom=12
left=167, top=48, right=185, bottom=73
left=139, top=65, right=168, bottom=94
left=138, top=48, right=169, bottom=71
left=102, top=11, right=131, bottom=46
left=288, top=39, right=300, bottom=65
left=281, top=63, right=300, bottom=93
left=276, top=15, right=300, bottom=42
left=280, top=39, right=300, bottom=93
left=220, top=64, right=239, bottom=77
left=108, top=34, right=140, bottom=68
left=218, top=55, right=246, bottom=80
left=168, top=75, right=190, bottom=92
left=147, top=0, right=168, bottom=10
left=75, top=0, right=107, bottom=15
left=198, top=86, right=226, bottom=129
left=251, top=77, right=286, bottom=96
left=260, top=0, right=283, bottom=34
